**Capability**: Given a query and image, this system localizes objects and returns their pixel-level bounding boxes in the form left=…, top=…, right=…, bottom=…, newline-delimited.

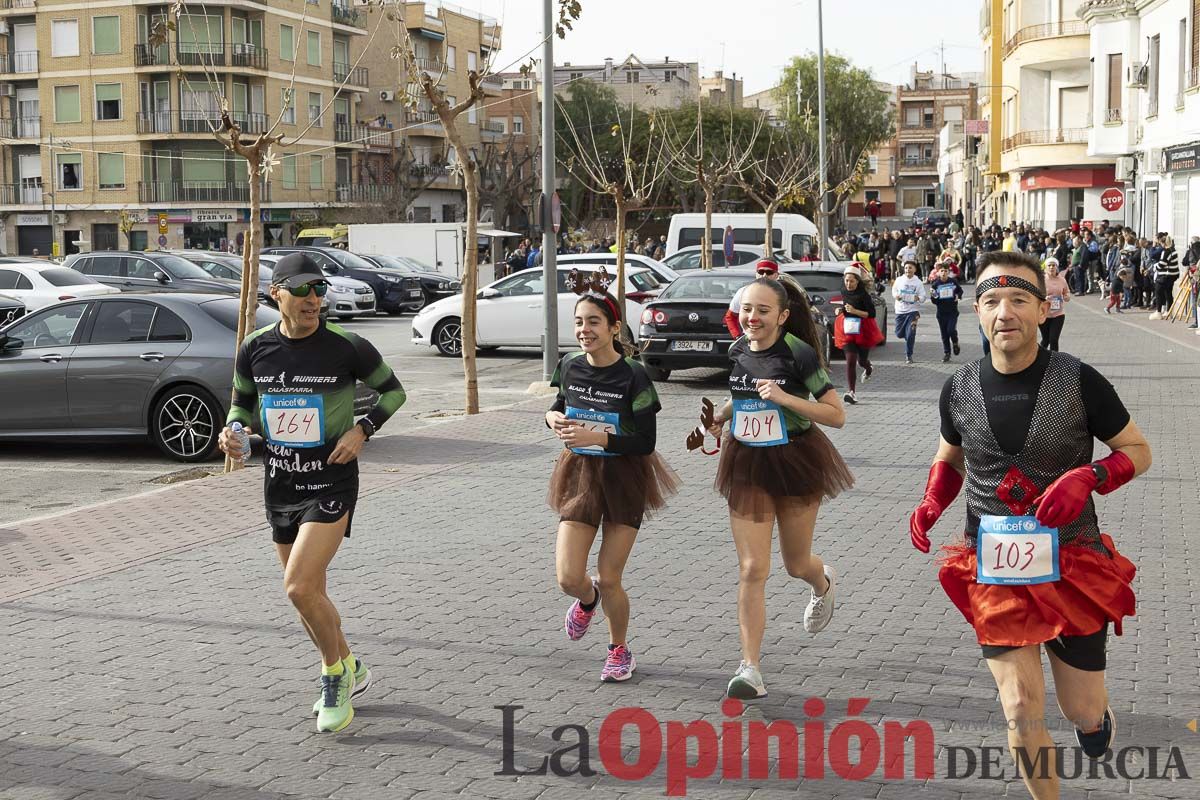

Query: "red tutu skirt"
left=833, top=314, right=885, bottom=350
left=937, top=533, right=1136, bottom=647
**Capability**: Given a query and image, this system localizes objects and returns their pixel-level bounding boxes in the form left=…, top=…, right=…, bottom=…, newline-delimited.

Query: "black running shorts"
left=981, top=625, right=1109, bottom=672
left=267, top=488, right=357, bottom=545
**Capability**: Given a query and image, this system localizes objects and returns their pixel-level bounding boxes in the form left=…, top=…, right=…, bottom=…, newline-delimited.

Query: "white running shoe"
left=842, top=391, right=857, bottom=405
left=1149, top=311, right=1162, bottom=320
left=804, top=566, right=837, bottom=634
left=726, top=661, right=767, bottom=699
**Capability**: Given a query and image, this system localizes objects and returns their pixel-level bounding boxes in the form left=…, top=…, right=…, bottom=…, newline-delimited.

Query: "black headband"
left=975, top=274, right=1046, bottom=301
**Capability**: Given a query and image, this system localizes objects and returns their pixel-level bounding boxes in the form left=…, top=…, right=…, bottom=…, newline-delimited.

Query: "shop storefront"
left=1017, top=167, right=1121, bottom=231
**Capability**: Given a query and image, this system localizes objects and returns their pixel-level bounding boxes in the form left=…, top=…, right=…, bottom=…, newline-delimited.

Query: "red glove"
left=723, top=309, right=742, bottom=338
left=909, top=460, right=964, bottom=553
left=1033, top=451, right=1136, bottom=528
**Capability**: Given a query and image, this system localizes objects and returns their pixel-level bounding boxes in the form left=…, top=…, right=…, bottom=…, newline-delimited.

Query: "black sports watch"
left=357, top=418, right=376, bottom=441
left=1089, top=462, right=1108, bottom=489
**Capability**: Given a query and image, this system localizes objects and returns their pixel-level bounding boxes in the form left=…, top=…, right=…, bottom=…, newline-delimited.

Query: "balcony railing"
left=231, top=111, right=269, bottom=134
left=1000, top=128, right=1088, bottom=151
left=1190, top=67, right=1200, bottom=90
left=0, top=116, right=39, bottom=138
left=0, top=183, right=44, bottom=205
left=1147, top=97, right=1159, bottom=117
left=413, top=57, right=444, bottom=75
left=136, top=110, right=174, bottom=134
left=232, top=43, right=267, bottom=70
left=134, top=43, right=169, bottom=67
left=1003, top=20, right=1088, bottom=57
left=899, top=157, right=937, bottom=171
left=333, top=62, right=369, bottom=86
left=0, top=50, right=37, bottom=73
left=481, top=75, right=503, bottom=93
left=480, top=120, right=506, bottom=137
left=0, top=0, right=37, bottom=8
left=1105, top=107, right=1122, bottom=123
left=138, top=180, right=267, bottom=204
left=178, top=43, right=227, bottom=67
left=335, top=183, right=395, bottom=204
left=901, top=121, right=936, bottom=130
left=137, top=111, right=267, bottom=135
left=408, top=108, right=439, bottom=124
left=332, top=2, right=365, bottom=27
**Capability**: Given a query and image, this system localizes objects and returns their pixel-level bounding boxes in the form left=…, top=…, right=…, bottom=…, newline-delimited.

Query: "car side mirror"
left=154, top=271, right=169, bottom=284
left=478, top=287, right=501, bottom=300
left=0, top=334, right=23, bottom=352
left=809, top=295, right=826, bottom=306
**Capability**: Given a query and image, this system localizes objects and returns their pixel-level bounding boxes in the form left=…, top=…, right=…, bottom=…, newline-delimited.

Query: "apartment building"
left=979, top=0, right=1117, bottom=229
left=1084, top=0, right=1200, bottom=240
left=0, top=0, right=392, bottom=255
left=554, top=56, right=700, bottom=109
left=848, top=82, right=898, bottom=219
left=699, top=70, right=744, bottom=108
left=894, top=66, right=977, bottom=217
left=355, top=1, right=502, bottom=223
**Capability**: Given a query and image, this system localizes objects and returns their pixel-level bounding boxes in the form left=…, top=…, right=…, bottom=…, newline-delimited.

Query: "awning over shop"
left=1021, top=167, right=1117, bottom=191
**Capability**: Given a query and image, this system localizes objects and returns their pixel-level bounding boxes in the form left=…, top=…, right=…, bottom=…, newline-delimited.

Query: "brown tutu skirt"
left=547, top=450, right=681, bottom=529
left=715, top=425, right=854, bottom=519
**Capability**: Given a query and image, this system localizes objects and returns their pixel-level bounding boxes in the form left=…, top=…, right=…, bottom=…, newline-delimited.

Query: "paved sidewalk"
left=1, top=299, right=1198, bottom=800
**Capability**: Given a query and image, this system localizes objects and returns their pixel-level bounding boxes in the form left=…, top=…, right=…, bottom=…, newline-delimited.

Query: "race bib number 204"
left=262, top=394, right=325, bottom=449
left=977, top=515, right=1060, bottom=585
left=732, top=398, right=789, bottom=447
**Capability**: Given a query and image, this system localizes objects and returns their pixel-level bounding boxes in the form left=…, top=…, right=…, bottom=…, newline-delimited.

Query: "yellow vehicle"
left=295, top=224, right=348, bottom=247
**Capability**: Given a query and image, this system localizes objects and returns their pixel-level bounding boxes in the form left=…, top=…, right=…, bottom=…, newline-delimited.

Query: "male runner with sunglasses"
left=218, top=252, right=406, bottom=733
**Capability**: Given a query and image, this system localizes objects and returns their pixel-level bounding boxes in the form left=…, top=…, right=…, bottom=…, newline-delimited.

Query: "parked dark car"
left=263, top=246, right=423, bottom=313
left=912, top=207, right=952, bottom=229
left=637, top=267, right=831, bottom=381
left=786, top=262, right=888, bottom=357
left=355, top=253, right=461, bottom=309
left=0, top=292, right=25, bottom=326
left=0, top=294, right=377, bottom=462
left=63, top=251, right=241, bottom=296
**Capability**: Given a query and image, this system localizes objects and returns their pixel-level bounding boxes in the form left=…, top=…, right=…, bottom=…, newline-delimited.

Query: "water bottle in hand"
left=230, top=422, right=251, bottom=463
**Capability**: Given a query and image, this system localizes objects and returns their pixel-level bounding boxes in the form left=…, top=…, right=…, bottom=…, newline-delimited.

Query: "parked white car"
left=0, top=263, right=118, bottom=311
left=555, top=252, right=679, bottom=286
left=412, top=266, right=660, bottom=356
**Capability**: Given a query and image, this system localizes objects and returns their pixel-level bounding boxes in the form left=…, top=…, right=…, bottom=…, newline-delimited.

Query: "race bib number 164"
left=262, top=394, right=325, bottom=449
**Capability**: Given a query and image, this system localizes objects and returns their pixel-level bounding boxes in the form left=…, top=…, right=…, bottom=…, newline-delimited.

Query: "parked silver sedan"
left=0, top=294, right=377, bottom=462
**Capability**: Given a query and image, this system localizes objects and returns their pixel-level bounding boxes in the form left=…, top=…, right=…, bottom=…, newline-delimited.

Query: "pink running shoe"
left=564, top=580, right=599, bottom=641
left=601, top=644, right=635, bottom=682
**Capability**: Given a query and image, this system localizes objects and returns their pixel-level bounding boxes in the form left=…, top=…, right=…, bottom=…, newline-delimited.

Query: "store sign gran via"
left=194, top=209, right=238, bottom=223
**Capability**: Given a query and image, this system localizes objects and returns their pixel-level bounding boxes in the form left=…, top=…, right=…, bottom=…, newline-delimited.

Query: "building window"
left=307, top=30, right=321, bottom=66
left=310, top=155, right=323, bottom=187
left=664, top=70, right=676, bottom=83
left=447, top=46, right=456, bottom=70
left=54, top=85, right=81, bottom=123
left=280, top=24, right=295, bottom=61
left=1149, top=34, right=1161, bottom=114
left=52, top=20, right=79, bottom=57
left=95, top=83, right=121, bottom=121
left=569, top=71, right=583, bottom=81
left=1179, top=18, right=1188, bottom=104
left=281, top=88, right=295, bottom=125
left=943, top=105, right=963, bottom=121
left=1107, top=53, right=1123, bottom=119
left=92, top=16, right=120, bottom=55
left=468, top=105, right=476, bottom=124
left=626, top=70, right=640, bottom=83
left=467, top=50, right=477, bottom=72
left=868, top=155, right=879, bottom=173
left=308, top=91, right=322, bottom=126
left=282, top=154, right=296, bottom=189
left=512, top=116, right=524, bottom=133
left=442, top=204, right=457, bottom=222
left=57, top=152, right=82, bottom=190
left=98, top=152, right=125, bottom=189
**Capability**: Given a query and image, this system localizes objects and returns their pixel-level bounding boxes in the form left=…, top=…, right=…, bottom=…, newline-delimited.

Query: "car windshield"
left=363, top=254, right=415, bottom=273
left=324, top=249, right=381, bottom=271
left=200, top=298, right=281, bottom=331
left=788, top=272, right=846, bottom=294
left=397, top=255, right=435, bottom=271
left=155, top=254, right=217, bottom=280
left=41, top=268, right=97, bottom=286
left=659, top=274, right=753, bottom=300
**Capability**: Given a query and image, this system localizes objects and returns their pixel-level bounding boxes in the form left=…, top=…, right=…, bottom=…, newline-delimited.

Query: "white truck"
left=347, top=223, right=519, bottom=283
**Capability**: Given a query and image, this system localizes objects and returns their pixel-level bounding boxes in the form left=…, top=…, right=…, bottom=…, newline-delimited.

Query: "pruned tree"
left=735, top=126, right=818, bottom=254
left=477, top=136, right=539, bottom=232
left=657, top=103, right=764, bottom=269
left=346, top=142, right=449, bottom=224
left=557, top=93, right=670, bottom=307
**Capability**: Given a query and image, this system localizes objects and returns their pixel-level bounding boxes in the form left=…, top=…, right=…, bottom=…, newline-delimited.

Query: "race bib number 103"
left=977, top=515, right=1060, bottom=586
left=262, top=394, right=325, bottom=448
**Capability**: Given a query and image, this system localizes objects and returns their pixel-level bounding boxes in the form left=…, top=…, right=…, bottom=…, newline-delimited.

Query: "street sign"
left=158, top=213, right=169, bottom=235
left=158, top=234, right=168, bottom=247
left=1100, top=188, right=1125, bottom=212
left=964, top=120, right=989, bottom=135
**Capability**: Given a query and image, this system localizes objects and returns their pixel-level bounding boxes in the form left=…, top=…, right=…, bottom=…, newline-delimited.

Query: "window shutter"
left=98, top=153, right=124, bottom=187
left=93, top=17, right=119, bottom=54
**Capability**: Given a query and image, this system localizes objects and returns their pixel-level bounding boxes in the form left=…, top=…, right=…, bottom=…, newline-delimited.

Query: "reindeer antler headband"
left=566, top=267, right=620, bottom=322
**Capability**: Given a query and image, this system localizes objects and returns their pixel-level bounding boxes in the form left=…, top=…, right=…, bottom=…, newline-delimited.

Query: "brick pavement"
left=1, top=296, right=1198, bottom=800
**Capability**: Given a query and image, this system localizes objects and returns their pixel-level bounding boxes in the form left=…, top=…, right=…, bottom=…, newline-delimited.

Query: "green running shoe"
left=316, top=667, right=355, bottom=733
left=313, top=658, right=372, bottom=716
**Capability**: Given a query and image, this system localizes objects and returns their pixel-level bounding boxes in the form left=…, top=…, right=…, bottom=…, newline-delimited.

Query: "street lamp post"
left=816, top=0, right=829, bottom=255
left=540, top=0, right=557, bottom=381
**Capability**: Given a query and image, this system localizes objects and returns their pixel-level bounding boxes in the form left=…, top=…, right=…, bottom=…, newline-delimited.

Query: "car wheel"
left=642, top=362, right=670, bottom=382
left=151, top=384, right=222, bottom=463
left=433, top=317, right=463, bottom=357
left=412, top=291, right=431, bottom=311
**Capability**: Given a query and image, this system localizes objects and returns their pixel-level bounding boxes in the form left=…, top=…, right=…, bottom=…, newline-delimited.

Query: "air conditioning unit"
left=1115, top=156, right=1135, bottom=182
left=1127, top=62, right=1149, bottom=88
left=0, top=84, right=15, bottom=97
left=379, top=90, right=395, bottom=102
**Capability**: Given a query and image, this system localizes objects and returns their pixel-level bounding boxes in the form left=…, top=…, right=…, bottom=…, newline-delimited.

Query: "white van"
left=666, top=213, right=821, bottom=261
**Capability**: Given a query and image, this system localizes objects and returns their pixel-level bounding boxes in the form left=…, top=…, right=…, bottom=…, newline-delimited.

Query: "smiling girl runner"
left=547, top=268, right=680, bottom=683
left=704, top=276, right=853, bottom=699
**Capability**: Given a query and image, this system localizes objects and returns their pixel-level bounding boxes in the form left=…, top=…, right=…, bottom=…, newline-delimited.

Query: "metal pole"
left=816, top=0, right=829, bottom=255
left=540, top=0, right=557, bottom=381
left=49, top=135, right=57, bottom=260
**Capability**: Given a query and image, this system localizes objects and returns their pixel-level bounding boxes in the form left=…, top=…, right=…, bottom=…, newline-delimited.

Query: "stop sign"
left=1100, top=188, right=1124, bottom=212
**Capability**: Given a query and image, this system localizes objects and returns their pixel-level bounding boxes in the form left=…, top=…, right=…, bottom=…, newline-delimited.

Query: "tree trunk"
left=441, top=124, right=480, bottom=414
left=703, top=182, right=714, bottom=271
left=614, top=192, right=627, bottom=309
left=224, top=158, right=262, bottom=473
left=764, top=203, right=777, bottom=254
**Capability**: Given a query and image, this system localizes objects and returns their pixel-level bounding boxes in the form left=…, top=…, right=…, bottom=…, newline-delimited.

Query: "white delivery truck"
left=665, top=212, right=842, bottom=261
left=347, top=223, right=521, bottom=282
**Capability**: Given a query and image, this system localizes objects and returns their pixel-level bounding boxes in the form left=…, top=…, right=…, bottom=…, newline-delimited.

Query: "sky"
left=482, top=0, right=982, bottom=93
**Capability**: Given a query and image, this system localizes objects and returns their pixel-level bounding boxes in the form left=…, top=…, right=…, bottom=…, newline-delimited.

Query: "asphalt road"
left=0, top=314, right=550, bottom=526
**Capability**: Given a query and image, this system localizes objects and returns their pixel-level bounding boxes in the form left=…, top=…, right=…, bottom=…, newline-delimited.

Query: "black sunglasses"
left=276, top=281, right=329, bottom=298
